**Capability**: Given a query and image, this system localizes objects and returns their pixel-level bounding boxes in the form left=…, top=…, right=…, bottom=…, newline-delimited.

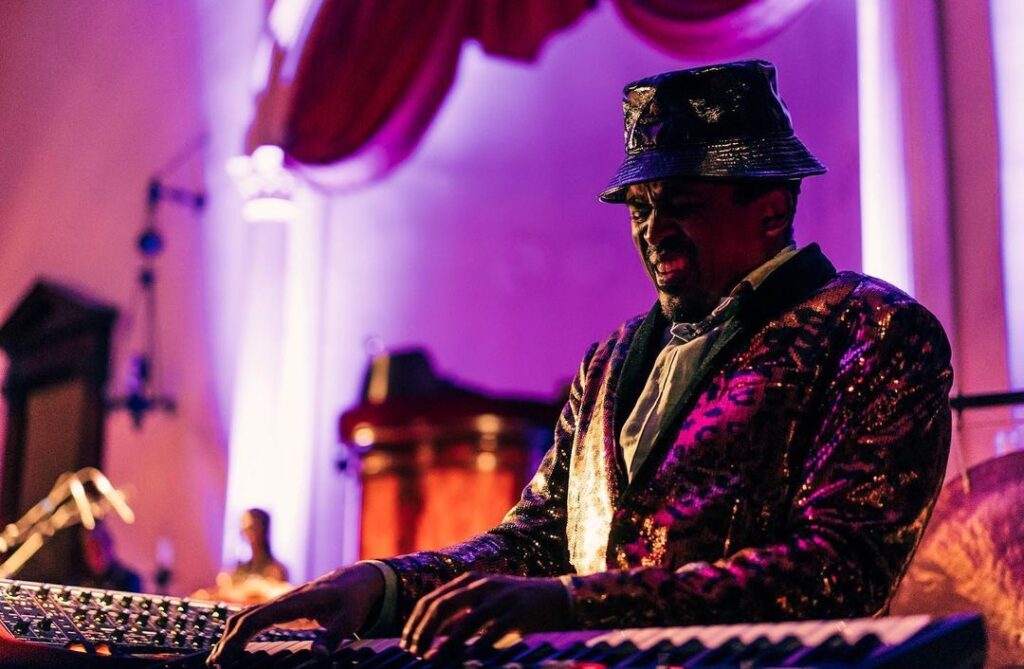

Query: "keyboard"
left=231, top=613, right=985, bottom=668
left=0, top=578, right=986, bottom=667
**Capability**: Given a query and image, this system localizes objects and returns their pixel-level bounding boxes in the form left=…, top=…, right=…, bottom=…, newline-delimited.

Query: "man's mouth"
left=651, top=255, right=687, bottom=285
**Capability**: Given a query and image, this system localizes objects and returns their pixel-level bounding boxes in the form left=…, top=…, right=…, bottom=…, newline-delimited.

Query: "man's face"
left=626, top=179, right=778, bottom=323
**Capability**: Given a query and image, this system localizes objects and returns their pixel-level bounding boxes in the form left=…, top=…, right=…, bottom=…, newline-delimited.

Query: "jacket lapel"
left=623, top=244, right=837, bottom=492
left=610, top=305, right=667, bottom=487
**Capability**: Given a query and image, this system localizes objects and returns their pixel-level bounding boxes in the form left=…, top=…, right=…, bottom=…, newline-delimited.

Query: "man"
left=210, top=60, right=952, bottom=665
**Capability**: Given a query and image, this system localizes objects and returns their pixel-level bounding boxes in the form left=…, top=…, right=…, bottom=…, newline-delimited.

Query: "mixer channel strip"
left=0, top=578, right=314, bottom=658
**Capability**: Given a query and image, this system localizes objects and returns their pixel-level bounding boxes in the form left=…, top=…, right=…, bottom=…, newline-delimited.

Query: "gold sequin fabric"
left=383, top=245, right=952, bottom=630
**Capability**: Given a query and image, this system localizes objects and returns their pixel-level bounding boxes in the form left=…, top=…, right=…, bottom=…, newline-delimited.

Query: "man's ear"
left=759, top=189, right=791, bottom=239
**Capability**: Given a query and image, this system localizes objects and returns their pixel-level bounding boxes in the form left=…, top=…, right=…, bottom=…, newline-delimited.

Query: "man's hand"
left=207, top=562, right=384, bottom=667
left=400, top=573, right=572, bottom=660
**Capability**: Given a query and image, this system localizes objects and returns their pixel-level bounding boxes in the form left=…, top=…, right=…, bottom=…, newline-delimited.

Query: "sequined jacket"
left=384, top=244, right=953, bottom=629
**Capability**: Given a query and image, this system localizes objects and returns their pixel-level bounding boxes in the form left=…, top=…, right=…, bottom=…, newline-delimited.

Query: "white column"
left=991, top=0, right=1024, bottom=395
left=856, top=0, right=913, bottom=294
left=221, top=183, right=326, bottom=582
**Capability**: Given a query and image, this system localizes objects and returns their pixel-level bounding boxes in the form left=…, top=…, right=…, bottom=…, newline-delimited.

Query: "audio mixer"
left=0, top=577, right=313, bottom=666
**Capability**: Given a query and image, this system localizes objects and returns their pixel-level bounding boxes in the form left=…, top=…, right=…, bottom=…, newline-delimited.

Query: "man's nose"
left=643, top=211, right=677, bottom=247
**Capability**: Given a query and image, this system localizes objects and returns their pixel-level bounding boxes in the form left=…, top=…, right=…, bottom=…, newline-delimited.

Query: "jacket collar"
left=737, top=243, right=836, bottom=329
left=613, top=243, right=836, bottom=437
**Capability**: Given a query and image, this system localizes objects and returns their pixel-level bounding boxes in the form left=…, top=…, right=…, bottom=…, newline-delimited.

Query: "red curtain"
left=248, top=0, right=819, bottom=189
left=248, top=0, right=593, bottom=188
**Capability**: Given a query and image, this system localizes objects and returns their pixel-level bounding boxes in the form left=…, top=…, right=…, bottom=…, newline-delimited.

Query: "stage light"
left=226, top=145, right=298, bottom=223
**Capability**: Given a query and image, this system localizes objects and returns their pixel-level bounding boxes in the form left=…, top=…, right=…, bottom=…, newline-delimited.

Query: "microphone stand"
left=0, top=468, right=135, bottom=579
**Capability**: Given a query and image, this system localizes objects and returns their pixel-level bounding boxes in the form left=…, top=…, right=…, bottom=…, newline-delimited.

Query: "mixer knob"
left=177, top=599, right=190, bottom=613
left=212, top=604, right=228, bottom=619
left=155, top=615, right=169, bottom=629
left=173, top=631, right=187, bottom=645
left=58, top=587, right=73, bottom=601
left=136, top=612, right=150, bottom=625
left=100, top=592, right=114, bottom=605
left=111, top=628, right=126, bottom=643
left=153, top=631, right=167, bottom=645
left=13, top=619, right=30, bottom=634
left=37, top=617, right=54, bottom=632
left=157, top=598, right=171, bottom=612
left=36, top=586, right=50, bottom=599
left=117, top=610, right=132, bottom=624
left=120, top=595, right=133, bottom=607
left=78, top=591, right=92, bottom=603
left=8, top=584, right=21, bottom=595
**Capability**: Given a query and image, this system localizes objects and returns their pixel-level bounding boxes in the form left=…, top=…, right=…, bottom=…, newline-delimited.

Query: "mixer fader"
left=0, top=577, right=312, bottom=662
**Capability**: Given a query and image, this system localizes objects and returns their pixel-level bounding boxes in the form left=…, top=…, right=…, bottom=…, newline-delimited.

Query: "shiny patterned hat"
left=599, top=60, right=826, bottom=203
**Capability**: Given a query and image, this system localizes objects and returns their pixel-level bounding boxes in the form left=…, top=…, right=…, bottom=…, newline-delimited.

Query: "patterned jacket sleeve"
left=381, top=343, right=598, bottom=624
left=566, top=287, right=953, bottom=628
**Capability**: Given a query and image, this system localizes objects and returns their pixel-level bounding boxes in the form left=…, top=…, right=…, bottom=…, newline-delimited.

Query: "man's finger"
left=405, top=580, right=492, bottom=657
left=208, top=595, right=324, bottom=666
left=430, top=606, right=510, bottom=661
left=309, top=614, right=346, bottom=661
left=401, top=573, right=480, bottom=651
left=405, top=572, right=475, bottom=626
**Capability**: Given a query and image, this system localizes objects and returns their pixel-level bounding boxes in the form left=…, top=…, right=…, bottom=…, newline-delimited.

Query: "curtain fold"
left=248, top=0, right=820, bottom=190
left=248, top=0, right=593, bottom=189
left=611, top=0, right=818, bottom=58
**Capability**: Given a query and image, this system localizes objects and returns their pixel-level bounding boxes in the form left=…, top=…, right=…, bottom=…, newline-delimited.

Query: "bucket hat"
left=600, top=60, right=826, bottom=203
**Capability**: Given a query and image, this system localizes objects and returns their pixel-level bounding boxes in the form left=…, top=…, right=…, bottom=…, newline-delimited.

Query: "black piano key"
left=781, top=633, right=851, bottom=665
left=275, top=649, right=316, bottom=669
left=593, top=640, right=640, bottom=667
left=332, top=645, right=378, bottom=667
left=727, top=635, right=774, bottom=664
left=686, top=637, right=747, bottom=666
left=352, top=649, right=402, bottom=669
left=372, top=648, right=437, bottom=669
left=573, top=641, right=617, bottom=662
left=543, top=641, right=588, bottom=660
left=750, top=635, right=804, bottom=666
left=236, top=650, right=274, bottom=669
left=609, top=639, right=676, bottom=669
left=351, top=645, right=408, bottom=669
left=846, top=632, right=884, bottom=662
left=330, top=645, right=358, bottom=662
left=653, top=638, right=706, bottom=666
left=690, top=636, right=777, bottom=667
left=292, top=647, right=321, bottom=667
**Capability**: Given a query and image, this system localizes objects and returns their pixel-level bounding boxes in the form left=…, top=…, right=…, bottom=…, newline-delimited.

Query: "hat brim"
left=598, top=135, right=827, bottom=203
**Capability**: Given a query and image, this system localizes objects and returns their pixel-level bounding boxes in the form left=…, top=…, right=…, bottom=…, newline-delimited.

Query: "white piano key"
left=875, top=614, right=931, bottom=645
left=245, top=639, right=312, bottom=654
